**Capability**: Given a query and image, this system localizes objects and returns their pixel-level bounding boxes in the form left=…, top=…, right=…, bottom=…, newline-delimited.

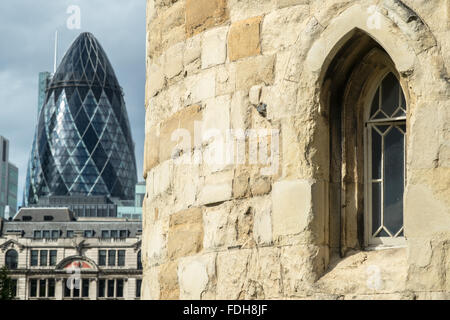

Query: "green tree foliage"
left=0, top=265, right=15, bottom=300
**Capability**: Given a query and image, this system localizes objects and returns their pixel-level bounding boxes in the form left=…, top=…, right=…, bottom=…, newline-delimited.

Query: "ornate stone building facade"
left=143, top=0, right=450, bottom=299
left=0, top=208, right=142, bottom=300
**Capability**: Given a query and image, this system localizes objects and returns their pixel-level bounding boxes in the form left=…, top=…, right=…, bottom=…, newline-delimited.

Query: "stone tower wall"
left=143, top=0, right=450, bottom=299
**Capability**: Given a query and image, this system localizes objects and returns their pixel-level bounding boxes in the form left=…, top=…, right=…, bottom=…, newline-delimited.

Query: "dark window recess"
left=51, top=230, right=59, bottom=239
left=44, top=215, right=54, bottom=221
left=116, top=279, right=124, bottom=298
left=98, top=279, right=105, bottom=298
left=5, top=249, right=18, bottom=269
left=67, top=230, right=74, bottom=238
left=50, top=250, right=57, bottom=266
left=31, top=250, right=38, bottom=266
left=107, top=279, right=114, bottom=297
left=39, top=279, right=46, bottom=297
left=136, top=279, right=142, bottom=298
left=108, top=250, right=116, bottom=266
left=98, top=250, right=106, bottom=266
left=64, top=281, right=71, bottom=297
left=11, top=279, right=17, bottom=297
left=73, top=285, right=80, bottom=298
left=82, top=279, right=90, bottom=297
left=48, top=279, right=55, bottom=297
left=30, top=279, right=37, bottom=297
left=23, top=216, right=32, bottom=221
left=40, top=250, right=48, bottom=266
left=84, top=230, right=93, bottom=238
left=101, top=230, right=110, bottom=238
left=2, top=140, right=6, bottom=162
left=119, top=230, right=127, bottom=238
left=137, top=251, right=142, bottom=270
left=118, top=250, right=125, bottom=266
left=111, top=230, right=118, bottom=238
left=42, top=230, right=50, bottom=239
left=33, top=230, right=42, bottom=239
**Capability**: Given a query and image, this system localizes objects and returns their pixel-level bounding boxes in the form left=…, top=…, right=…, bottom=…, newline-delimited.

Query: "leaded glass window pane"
left=367, top=72, right=406, bottom=243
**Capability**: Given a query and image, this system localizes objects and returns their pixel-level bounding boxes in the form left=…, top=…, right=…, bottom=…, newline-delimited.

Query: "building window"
left=366, top=72, right=406, bottom=246
left=42, top=230, right=50, bottom=239
left=29, top=279, right=56, bottom=299
left=5, top=249, right=18, bottom=269
left=67, top=230, right=74, bottom=238
left=11, top=279, right=17, bottom=297
left=39, top=279, right=46, bottom=297
left=29, top=279, right=37, bottom=297
left=136, top=279, right=141, bottom=298
left=108, top=250, right=116, bottom=266
left=82, top=279, right=90, bottom=298
left=111, top=230, right=118, bottom=239
left=116, top=279, right=124, bottom=298
left=43, top=215, right=54, bottom=221
left=48, top=279, right=55, bottom=297
left=107, top=279, right=114, bottom=297
left=50, top=250, right=57, bottom=266
left=39, top=250, right=48, bottom=266
left=31, top=250, right=38, bottom=266
left=51, top=230, right=59, bottom=239
left=98, top=250, right=106, bottom=266
left=33, top=230, right=42, bottom=239
left=98, top=279, right=105, bottom=298
left=64, top=281, right=71, bottom=297
left=101, top=230, right=110, bottom=238
left=119, top=230, right=127, bottom=239
left=84, top=230, right=94, bottom=238
left=63, top=278, right=89, bottom=299
left=118, top=250, right=125, bottom=266
left=137, top=250, right=142, bottom=270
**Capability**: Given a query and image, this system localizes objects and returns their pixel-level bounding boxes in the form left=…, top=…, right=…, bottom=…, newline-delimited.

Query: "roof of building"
left=3, top=207, right=141, bottom=238
left=13, top=207, right=75, bottom=222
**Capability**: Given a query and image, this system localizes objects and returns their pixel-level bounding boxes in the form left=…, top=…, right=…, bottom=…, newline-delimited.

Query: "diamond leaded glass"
left=24, top=32, right=137, bottom=205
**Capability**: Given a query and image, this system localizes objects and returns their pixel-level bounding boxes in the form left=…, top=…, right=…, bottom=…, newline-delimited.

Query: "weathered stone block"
left=198, top=170, right=234, bottom=205
left=228, top=16, right=262, bottom=62
left=185, top=0, right=229, bottom=37
left=164, top=42, right=184, bottom=79
left=168, top=207, right=204, bottom=259
left=185, top=69, right=216, bottom=103
left=216, top=63, right=237, bottom=96
left=236, top=55, right=275, bottom=90
left=159, top=105, right=203, bottom=163
left=277, top=0, right=309, bottom=9
left=272, top=179, right=311, bottom=238
left=261, top=5, right=308, bottom=54
left=228, top=0, right=275, bottom=22
left=202, top=26, right=228, bottom=69
left=144, top=123, right=160, bottom=175
left=184, top=33, right=202, bottom=66
left=159, top=261, right=180, bottom=299
left=178, top=253, right=217, bottom=299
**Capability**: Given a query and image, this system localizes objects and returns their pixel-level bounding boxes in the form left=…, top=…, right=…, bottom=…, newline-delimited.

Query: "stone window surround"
left=321, top=39, right=410, bottom=255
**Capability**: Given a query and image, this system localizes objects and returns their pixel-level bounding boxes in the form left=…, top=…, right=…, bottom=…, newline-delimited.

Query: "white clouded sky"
left=0, top=0, right=146, bottom=206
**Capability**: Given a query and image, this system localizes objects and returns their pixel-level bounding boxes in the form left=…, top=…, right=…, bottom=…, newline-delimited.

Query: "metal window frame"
left=364, top=70, right=407, bottom=248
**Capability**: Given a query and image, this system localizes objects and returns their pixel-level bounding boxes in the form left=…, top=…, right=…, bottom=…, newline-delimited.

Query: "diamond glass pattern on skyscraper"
left=24, top=32, right=137, bottom=205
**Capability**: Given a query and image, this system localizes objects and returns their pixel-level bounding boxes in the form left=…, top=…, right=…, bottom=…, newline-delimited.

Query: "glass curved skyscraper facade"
left=24, top=32, right=137, bottom=205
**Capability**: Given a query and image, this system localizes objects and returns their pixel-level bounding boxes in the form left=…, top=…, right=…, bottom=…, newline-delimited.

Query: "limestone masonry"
left=143, top=0, right=450, bottom=299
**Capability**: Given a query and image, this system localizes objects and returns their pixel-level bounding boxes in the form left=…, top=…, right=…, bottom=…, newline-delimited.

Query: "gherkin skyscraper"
left=24, top=32, right=137, bottom=205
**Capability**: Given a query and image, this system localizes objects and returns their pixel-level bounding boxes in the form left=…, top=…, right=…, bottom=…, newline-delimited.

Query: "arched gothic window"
left=5, top=249, right=18, bottom=269
left=366, top=72, right=406, bottom=245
